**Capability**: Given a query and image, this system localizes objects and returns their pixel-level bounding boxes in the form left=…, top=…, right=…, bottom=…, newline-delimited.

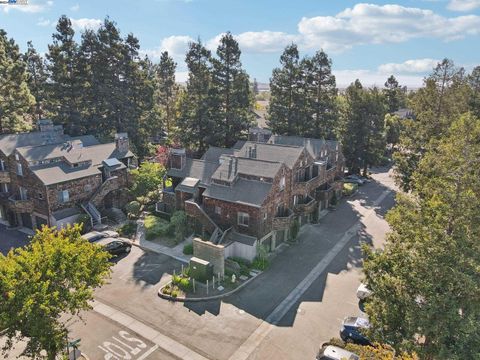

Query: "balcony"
left=273, top=208, right=294, bottom=230
left=294, top=196, right=317, bottom=215
left=316, top=183, right=334, bottom=201
left=159, top=187, right=176, bottom=205
left=0, top=170, right=10, bottom=183
left=8, top=196, right=34, bottom=213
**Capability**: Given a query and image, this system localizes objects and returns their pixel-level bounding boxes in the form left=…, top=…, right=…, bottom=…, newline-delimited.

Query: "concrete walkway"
left=133, top=217, right=192, bottom=263
left=91, top=299, right=209, bottom=360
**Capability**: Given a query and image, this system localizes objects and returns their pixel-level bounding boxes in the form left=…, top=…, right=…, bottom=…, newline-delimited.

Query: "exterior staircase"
left=184, top=199, right=223, bottom=243
left=81, top=202, right=102, bottom=228
left=90, top=176, right=121, bottom=207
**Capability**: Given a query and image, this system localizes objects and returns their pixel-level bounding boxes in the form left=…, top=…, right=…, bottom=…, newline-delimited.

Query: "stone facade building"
left=0, top=120, right=135, bottom=230
left=157, top=135, right=344, bottom=264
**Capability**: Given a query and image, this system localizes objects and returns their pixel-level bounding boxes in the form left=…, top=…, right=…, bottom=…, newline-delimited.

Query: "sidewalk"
left=133, top=217, right=192, bottom=263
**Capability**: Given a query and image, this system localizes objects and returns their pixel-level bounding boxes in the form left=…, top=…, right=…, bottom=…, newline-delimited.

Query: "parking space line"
left=92, top=300, right=209, bottom=360
left=137, top=345, right=159, bottom=360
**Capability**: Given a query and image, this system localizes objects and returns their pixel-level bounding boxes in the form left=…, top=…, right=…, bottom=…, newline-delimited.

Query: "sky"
left=0, top=0, right=479, bottom=88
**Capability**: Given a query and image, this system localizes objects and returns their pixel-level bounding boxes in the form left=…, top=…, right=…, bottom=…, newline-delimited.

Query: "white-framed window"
left=19, top=187, right=27, bottom=200
left=15, top=153, right=19, bottom=161
left=16, top=163, right=23, bottom=176
left=215, top=206, right=222, bottom=215
left=237, top=212, right=249, bottom=227
left=1, top=183, right=8, bottom=193
left=58, top=190, right=69, bottom=203
left=263, top=212, right=267, bottom=221
left=279, top=176, right=285, bottom=190
left=0, top=159, right=5, bottom=171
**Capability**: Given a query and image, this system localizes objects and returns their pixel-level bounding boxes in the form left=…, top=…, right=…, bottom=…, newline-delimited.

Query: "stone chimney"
left=115, top=133, right=129, bottom=153
left=37, top=119, right=54, bottom=132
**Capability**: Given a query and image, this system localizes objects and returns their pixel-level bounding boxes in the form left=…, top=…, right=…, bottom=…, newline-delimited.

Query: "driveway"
left=0, top=224, right=31, bottom=256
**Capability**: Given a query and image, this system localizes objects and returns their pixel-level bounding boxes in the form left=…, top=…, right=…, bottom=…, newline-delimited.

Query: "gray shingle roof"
left=211, top=157, right=281, bottom=182
left=167, top=159, right=219, bottom=186
left=235, top=141, right=304, bottom=169
left=203, top=178, right=272, bottom=207
left=201, top=147, right=235, bottom=163
left=29, top=143, right=133, bottom=185
left=268, top=135, right=339, bottom=159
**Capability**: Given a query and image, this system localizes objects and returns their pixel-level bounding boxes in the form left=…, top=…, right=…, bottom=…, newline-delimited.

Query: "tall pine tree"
left=212, top=32, right=253, bottom=147
left=268, top=44, right=304, bottom=135
left=24, top=41, right=47, bottom=121
left=383, top=75, right=405, bottom=113
left=302, top=50, right=337, bottom=139
left=0, top=30, right=35, bottom=134
left=155, top=51, right=177, bottom=134
left=46, top=16, right=82, bottom=134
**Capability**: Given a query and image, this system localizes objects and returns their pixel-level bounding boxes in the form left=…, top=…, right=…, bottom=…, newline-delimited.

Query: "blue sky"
left=1, top=0, right=479, bottom=87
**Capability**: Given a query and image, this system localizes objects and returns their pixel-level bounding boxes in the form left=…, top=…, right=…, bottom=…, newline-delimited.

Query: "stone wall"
left=192, top=237, right=225, bottom=276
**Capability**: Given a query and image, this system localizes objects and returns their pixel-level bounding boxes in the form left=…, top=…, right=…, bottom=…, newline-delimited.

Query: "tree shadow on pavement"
left=183, top=299, right=221, bottom=316
left=131, top=250, right=184, bottom=288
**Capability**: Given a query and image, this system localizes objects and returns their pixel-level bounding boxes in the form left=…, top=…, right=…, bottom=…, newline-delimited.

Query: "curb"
left=158, top=272, right=261, bottom=302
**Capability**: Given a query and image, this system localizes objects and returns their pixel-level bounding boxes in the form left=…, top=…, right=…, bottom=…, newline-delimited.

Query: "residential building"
left=0, top=120, right=135, bottom=230
left=157, top=135, right=344, bottom=264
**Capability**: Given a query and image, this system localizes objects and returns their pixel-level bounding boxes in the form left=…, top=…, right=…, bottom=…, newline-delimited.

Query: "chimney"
left=37, top=119, right=54, bottom=133
left=115, top=133, right=129, bottom=153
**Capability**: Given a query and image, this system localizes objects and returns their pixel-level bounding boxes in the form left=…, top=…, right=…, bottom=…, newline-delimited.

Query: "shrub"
left=144, top=215, right=172, bottom=240
left=252, top=256, right=269, bottom=271
left=119, top=221, right=136, bottom=238
left=290, top=219, right=300, bottom=240
left=183, top=243, right=193, bottom=255
left=172, top=274, right=181, bottom=285
left=170, top=210, right=189, bottom=243
left=182, top=266, right=191, bottom=277
left=178, top=277, right=192, bottom=292
left=125, top=201, right=141, bottom=218
left=76, top=214, right=91, bottom=234
left=171, top=289, right=178, bottom=298
left=162, top=284, right=172, bottom=295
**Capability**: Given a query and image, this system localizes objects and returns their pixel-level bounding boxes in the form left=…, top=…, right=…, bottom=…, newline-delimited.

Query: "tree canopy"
left=0, top=225, right=112, bottom=360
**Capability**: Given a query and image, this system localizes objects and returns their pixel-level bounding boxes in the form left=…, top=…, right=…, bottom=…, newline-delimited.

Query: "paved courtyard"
left=2, top=168, right=397, bottom=360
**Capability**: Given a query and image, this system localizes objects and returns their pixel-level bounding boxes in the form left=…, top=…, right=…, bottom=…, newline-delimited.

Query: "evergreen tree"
left=46, top=16, right=82, bottom=134
left=302, top=50, right=337, bottom=139
left=383, top=75, right=405, bottom=113
left=155, top=51, right=177, bottom=134
left=363, top=114, right=480, bottom=359
left=177, top=40, right=218, bottom=153
left=339, top=80, right=386, bottom=175
left=468, top=66, right=480, bottom=117
left=0, top=30, right=35, bottom=133
left=212, top=32, right=253, bottom=147
left=393, top=59, right=469, bottom=191
left=24, top=41, right=47, bottom=121
left=268, top=44, right=304, bottom=135
left=252, top=78, right=259, bottom=96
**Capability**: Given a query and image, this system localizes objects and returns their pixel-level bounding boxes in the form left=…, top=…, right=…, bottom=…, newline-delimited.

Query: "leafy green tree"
left=46, top=16, right=82, bottom=134
left=212, top=32, right=253, bottom=147
left=24, top=41, right=47, bottom=121
left=383, top=75, right=405, bottom=113
left=302, top=50, right=338, bottom=139
left=384, top=113, right=403, bottom=147
left=393, top=59, right=470, bottom=191
left=130, top=161, right=165, bottom=198
left=345, top=343, right=418, bottom=360
left=0, top=225, right=111, bottom=360
left=252, top=78, right=259, bottom=96
left=268, top=44, right=304, bottom=135
left=338, top=80, right=386, bottom=175
left=363, top=114, right=480, bottom=359
left=0, top=29, right=35, bottom=133
left=177, top=40, right=219, bottom=152
left=155, top=51, right=177, bottom=134
left=170, top=210, right=189, bottom=243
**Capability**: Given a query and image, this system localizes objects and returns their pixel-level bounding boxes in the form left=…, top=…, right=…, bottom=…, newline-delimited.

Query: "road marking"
left=92, top=300, right=209, bottom=360
left=229, top=189, right=391, bottom=360
left=137, top=345, right=159, bottom=360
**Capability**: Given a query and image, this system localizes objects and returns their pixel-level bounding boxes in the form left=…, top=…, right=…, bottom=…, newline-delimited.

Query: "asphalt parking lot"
left=0, top=223, right=31, bottom=255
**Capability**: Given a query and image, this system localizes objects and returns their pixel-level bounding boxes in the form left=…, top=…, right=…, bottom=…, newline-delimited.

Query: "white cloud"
left=235, top=31, right=299, bottom=53
left=378, top=58, right=440, bottom=74
left=1, top=0, right=53, bottom=13
left=297, top=3, right=480, bottom=52
left=36, top=17, right=51, bottom=26
left=333, top=69, right=425, bottom=89
left=447, top=0, right=480, bottom=11
left=141, top=35, right=194, bottom=62
left=70, top=18, right=102, bottom=31
left=70, top=3, right=80, bottom=12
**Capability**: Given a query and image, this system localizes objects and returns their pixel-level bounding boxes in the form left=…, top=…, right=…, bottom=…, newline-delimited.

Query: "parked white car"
left=316, top=345, right=359, bottom=360
left=101, top=230, right=119, bottom=238
left=81, top=231, right=105, bottom=243
left=356, top=283, right=372, bottom=300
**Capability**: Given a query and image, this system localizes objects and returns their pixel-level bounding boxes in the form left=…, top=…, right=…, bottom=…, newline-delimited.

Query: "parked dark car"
left=343, top=175, right=365, bottom=185
left=340, top=317, right=372, bottom=345
left=103, top=240, right=132, bottom=257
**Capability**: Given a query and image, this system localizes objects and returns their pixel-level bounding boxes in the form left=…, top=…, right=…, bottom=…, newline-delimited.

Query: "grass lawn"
left=144, top=215, right=177, bottom=247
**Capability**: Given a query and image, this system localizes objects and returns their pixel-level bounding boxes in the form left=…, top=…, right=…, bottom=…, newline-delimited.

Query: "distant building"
left=0, top=120, right=135, bottom=230
left=393, top=108, right=415, bottom=120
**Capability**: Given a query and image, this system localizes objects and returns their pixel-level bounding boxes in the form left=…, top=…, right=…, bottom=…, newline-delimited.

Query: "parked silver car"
left=316, top=345, right=359, bottom=360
